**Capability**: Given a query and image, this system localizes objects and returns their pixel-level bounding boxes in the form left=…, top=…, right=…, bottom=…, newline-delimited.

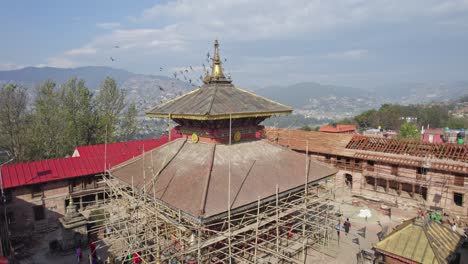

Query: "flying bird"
left=189, top=66, right=193, bottom=70
left=160, top=67, right=163, bottom=71
left=158, top=85, right=165, bottom=91
left=224, top=58, right=227, bottom=62
left=110, top=57, right=115, bottom=62
left=114, top=45, right=120, bottom=48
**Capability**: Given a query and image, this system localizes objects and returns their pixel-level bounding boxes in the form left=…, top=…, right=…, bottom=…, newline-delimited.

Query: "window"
left=454, top=192, right=463, bottom=207
left=416, top=167, right=427, bottom=175
left=31, top=185, right=43, bottom=198
left=33, top=205, right=45, bottom=221
left=345, top=159, right=351, bottom=165
left=391, top=166, right=398, bottom=176
left=325, top=155, right=331, bottom=160
left=366, top=160, right=375, bottom=172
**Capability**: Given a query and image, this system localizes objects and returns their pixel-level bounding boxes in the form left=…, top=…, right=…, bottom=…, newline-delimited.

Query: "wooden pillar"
left=398, top=182, right=402, bottom=196
left=386, top=180, right=389, bottom=193
left=95, top=193, right=98, bottom=205
left=79, top=196, right=83, bottom=211
left=412, top=184, right=415, bottom=198
left=373, top=177, right=377, bottom=191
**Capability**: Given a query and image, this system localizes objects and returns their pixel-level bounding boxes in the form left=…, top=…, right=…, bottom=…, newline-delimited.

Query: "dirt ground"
left=327, top=187, right=419, bottom=264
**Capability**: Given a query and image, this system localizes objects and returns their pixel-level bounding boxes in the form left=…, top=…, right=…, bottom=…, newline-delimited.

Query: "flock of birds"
left=109, top=45, right=231, bottom=100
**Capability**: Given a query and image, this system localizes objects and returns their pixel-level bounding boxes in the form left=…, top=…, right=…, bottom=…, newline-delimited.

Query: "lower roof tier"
left=110, top=138, right=337, bottom=222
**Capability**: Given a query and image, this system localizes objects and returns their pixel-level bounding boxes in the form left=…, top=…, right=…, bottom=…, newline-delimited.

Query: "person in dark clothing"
left=343, top=218, right=351, bottom=236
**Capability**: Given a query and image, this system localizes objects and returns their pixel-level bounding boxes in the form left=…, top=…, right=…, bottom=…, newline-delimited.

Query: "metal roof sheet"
left=1, top=132, right=180, bottom=189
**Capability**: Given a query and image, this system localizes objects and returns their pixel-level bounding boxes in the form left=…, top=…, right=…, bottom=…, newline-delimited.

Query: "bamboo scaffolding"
left=96, top=172, right=338, bottom=263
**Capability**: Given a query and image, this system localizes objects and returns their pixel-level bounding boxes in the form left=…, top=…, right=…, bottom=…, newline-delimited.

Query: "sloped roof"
left=319, top=125, right=357, bottom=133
left=374, top=218, right=462, bottom=264
left=1, top=133, right=179, bottom=189
left=146, top=83, right=292, bottom=120
left=262, top=127, right=356, bottom=157
left=109, top=138, right=336, bottom=222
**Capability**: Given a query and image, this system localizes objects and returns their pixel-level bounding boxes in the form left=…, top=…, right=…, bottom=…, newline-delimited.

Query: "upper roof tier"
left=146, top=40, right=292, bottom=120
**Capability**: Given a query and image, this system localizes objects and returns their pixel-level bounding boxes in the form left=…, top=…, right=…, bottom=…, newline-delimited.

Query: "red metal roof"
left=1, top=130, right=181, bottom=189
left=319, top=125, right=357, bottom=133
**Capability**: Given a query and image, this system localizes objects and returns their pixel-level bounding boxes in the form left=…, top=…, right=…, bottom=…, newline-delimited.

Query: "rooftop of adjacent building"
left=0, top=130, right=181, bottom=189
left=374, top=217, right=463, bottom=264
left=319, top=124, right=357, bottom=133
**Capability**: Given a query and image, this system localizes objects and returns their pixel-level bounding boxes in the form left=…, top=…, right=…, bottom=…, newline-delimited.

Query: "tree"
left=0, top=84, right=31, bottom=161
left=95, top=77, right=126, bottom=142
left=119, top=102, right=139, bottom=140
left=397, top=122, right=420, bottom=141
left=61, top=78, right=97, bottom=149
left=300, top=125, right=312, bottom=131
left=30, top=80, right=67, bottom=159
left=446, top=117, right=468, bottom=129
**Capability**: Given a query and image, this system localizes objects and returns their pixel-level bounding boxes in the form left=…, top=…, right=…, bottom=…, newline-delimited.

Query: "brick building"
left=0, top=133, right=179, bottom=256
left=264, top=128, right=468, bottom=224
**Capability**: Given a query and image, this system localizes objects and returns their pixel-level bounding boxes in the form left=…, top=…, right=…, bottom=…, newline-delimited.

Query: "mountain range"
left=1, top=66, right=467, bottom=122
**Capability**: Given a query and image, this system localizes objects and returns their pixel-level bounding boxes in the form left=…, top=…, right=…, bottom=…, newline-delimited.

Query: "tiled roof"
left=319, top=125, right=357, bottom=133
left=262, top=127, right=356, bottom=157
left=1, top=131, right=181, bottom=189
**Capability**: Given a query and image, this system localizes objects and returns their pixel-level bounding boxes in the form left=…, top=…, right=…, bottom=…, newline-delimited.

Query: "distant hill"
left=0, top=66, right=193, bottom=116
left=0, top=66, right=138, bottom=89
left=257, top=82, right=371, bottom=108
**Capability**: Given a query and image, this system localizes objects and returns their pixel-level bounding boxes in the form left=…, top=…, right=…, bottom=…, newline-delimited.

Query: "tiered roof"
left=146, top=40, right=292, bottom=120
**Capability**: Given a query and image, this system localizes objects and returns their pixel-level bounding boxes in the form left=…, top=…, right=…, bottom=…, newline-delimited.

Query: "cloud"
left=96, top=22, right=121, bottom=29
left=325, top=49, right=369, bottom=60
left=0, top=62, right=24, bottom=71
left=64, top=47, right=97, bottom=56
left=36, top=0, right=468, bottom=87
left=44, top=57, right=77, bottom=68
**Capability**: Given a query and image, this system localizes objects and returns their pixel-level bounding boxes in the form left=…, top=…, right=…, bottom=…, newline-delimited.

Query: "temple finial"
left=210, top=39, right=226, bottom=81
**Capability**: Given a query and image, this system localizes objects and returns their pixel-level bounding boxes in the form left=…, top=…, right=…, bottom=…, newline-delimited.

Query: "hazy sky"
left=1, top=0, right=468, bottom=89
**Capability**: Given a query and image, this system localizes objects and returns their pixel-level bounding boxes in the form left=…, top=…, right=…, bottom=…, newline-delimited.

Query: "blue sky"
left=1, top=0, right=468, bottom=89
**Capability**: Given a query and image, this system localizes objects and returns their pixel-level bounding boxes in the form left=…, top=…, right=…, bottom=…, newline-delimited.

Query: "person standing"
left=89, top=241, right=97, bottom=262
left=344, top=218, right=351, bottom=236
left=336, top=222, right=341, bottom=243
left=75, top=247, right=82, bottom=263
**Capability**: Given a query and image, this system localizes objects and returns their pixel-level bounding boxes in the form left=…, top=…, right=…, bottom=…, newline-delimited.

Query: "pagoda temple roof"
left=146, top=40, right=292, bottom=120
left=109, top=138, right=336, bottom=223
left=146, top=82, right=292, bottom=120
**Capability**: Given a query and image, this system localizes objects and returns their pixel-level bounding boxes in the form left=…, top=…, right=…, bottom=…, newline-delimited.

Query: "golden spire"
left=210, top=39, right=227, bottom=81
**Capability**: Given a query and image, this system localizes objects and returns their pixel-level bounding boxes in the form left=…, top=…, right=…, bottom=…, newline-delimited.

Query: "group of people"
left=75, top=241, right=98, bottom=263
left=336, top=218, right=352, bottom=239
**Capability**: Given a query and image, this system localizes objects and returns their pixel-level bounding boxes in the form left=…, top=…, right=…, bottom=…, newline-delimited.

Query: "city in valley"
left=0, top=1, right=467, bottom=264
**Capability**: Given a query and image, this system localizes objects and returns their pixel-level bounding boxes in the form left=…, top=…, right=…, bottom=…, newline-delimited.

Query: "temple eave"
left=145, top=111, right=292, bottom=120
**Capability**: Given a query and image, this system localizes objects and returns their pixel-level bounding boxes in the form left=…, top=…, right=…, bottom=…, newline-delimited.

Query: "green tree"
left=354, top=109, right=378, bottom=129
left=446, top=117, right=468, bottom=129
left=30, top=80, right=67, bottom=159
left=61, top=78, right=97, bottom=149
left=397, top=122, right=420, bottom=141
left=0, top=84, right=31, bottom=161
left=119, top=101, right=139, bottom=140
left=95, top=77, right=126, bottom=142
